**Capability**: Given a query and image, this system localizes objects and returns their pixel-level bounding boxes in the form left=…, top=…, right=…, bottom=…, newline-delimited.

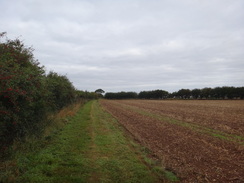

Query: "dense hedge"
left=45, top=72, right=76, bottom=111
left=0, top=33, right=77, bottom=151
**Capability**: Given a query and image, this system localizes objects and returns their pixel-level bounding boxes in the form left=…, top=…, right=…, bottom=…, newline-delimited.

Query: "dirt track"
left=100, top=100, right=244, bottom=183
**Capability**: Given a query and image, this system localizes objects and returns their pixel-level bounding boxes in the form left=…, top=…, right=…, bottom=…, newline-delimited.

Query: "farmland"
left=1, top=101, right=168, bottom=182
left=100, top=99, right=244, bottom=182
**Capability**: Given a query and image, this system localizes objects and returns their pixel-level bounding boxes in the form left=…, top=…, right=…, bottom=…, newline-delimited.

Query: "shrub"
left=0, top=33, right=48, bottom=149
left=0, top=33, right=77, bottom=152
left=44, top=71, right=76, bottom=111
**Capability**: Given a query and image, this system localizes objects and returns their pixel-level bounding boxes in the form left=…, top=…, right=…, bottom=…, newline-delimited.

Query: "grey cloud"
left=1, top=0, right=243, bottom=92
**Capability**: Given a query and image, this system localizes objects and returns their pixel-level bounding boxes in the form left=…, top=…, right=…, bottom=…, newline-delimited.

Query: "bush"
left=0, top=33, right=77, bottom=152
left=44, top=71, right=76, bottom=111
left=0, top=33, right=48, bottom=149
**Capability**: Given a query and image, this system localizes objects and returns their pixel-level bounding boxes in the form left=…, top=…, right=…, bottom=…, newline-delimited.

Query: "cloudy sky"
left=1, top=0, right=243, bottom=92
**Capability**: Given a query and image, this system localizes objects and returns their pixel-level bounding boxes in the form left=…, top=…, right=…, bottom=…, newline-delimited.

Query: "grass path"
left=13, top=100, right=166, bottom=183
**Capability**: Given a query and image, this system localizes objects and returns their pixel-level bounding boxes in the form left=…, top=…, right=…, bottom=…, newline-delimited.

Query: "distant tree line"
left=76, top=90, right=102, bottom=99
left=104, top=87, right=244, bottom=100
left=170, top=87, right=244, bottom=99
left=105, top=91, right=138, bottom=99
left=105, top=90, right=168, bottom=99
left=138, top=90, right=169, bottom=99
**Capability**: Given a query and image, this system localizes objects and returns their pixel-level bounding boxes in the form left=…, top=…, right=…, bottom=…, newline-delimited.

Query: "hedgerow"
left=0, top=33, right=76, bottom=152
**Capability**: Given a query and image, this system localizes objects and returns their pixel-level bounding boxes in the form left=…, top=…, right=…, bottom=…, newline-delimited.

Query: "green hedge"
left=0, top=33, right=76, bottom=152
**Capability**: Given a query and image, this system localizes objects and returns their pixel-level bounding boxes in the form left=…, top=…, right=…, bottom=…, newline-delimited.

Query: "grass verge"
left=1, top=100, right=177, bottom=182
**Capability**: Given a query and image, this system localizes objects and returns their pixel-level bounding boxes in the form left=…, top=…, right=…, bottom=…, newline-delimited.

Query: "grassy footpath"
left=2, top=100, right=174, bottom=182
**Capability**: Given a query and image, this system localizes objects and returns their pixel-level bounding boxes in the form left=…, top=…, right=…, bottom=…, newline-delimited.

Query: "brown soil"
left=100, top=99, right=244, bottom=183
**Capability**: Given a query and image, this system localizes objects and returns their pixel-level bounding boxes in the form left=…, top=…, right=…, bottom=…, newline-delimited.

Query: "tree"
left=138, top=90, right=168, bottom=99
left=177, top=89, right=191, bottom=99
left=95, top=89, right=105, bottom=98
left=95, top=89, right=105, bottom=94
left=200, top=88, right=212, bottom=99
left=105, top=91, right=137, bottom=99
left=191, top=89, right=201, bottom=99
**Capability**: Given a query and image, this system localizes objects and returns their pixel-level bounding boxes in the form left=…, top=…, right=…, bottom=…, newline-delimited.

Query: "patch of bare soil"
left=119, top=100, right=244, bottom=136
left=100, top=100, right=244, bottom=183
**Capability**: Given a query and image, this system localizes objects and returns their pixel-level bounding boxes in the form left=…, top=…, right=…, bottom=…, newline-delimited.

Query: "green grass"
left=1, top=100, right=177, bottom=183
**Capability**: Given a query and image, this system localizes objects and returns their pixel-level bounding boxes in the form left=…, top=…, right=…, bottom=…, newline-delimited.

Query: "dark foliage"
left=172, top=87, right=244, bottom=99
left=138, top=90, right=169, bottom=99
left=105, top=92, right=138, bottom=99
left=0, top=33, right=77, bottom=152
left=105, top=87, right=244, bottom=100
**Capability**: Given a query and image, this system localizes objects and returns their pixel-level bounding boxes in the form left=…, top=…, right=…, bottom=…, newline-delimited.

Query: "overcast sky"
left=1, top=0, right=243, bottom=92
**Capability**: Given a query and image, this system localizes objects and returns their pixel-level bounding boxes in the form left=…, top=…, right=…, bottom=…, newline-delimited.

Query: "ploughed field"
left=100, top=99, right=244, bottom=183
